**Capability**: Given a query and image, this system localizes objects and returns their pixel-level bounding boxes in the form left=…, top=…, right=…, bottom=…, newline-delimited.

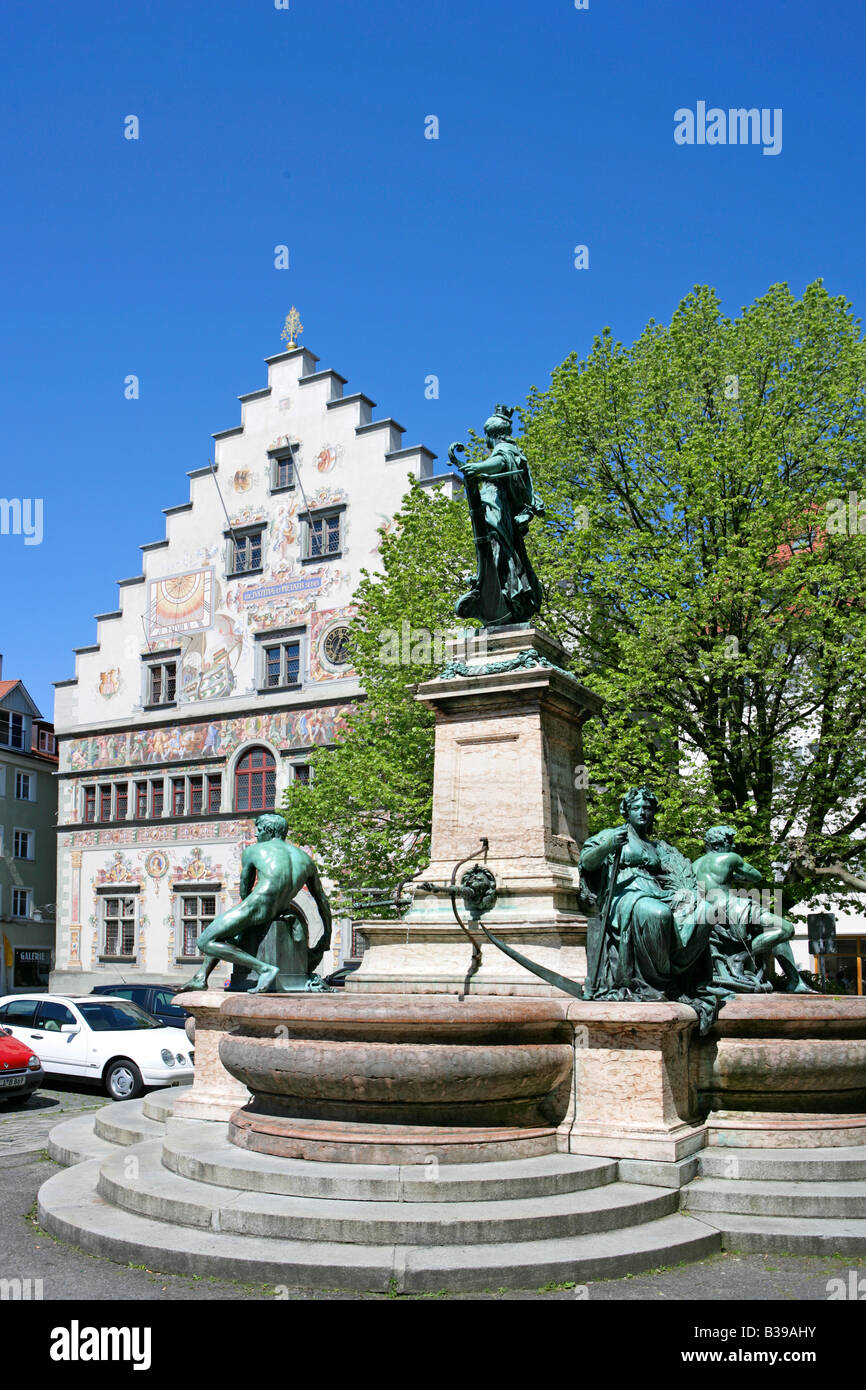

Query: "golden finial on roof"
left=281, top=307, right=304, bottom=350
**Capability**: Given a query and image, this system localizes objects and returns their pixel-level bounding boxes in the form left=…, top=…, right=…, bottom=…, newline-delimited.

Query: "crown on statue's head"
left=485, top=403, right=515, bottom=438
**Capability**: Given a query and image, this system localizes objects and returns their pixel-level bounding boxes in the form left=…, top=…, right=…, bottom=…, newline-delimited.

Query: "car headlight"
left=27, top=1055, right=42, bottom=1072
left=160, top=1049, right=176, bottom=1066
left=175, top=1053, right=186, bottom=1066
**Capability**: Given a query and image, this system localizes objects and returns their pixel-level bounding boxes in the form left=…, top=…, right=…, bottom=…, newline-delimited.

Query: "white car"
left=0, top=994, right=195, bottom=1101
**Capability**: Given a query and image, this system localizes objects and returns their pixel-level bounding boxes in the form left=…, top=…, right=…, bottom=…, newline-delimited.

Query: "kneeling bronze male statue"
left=181, top=812, right=332, bottom=994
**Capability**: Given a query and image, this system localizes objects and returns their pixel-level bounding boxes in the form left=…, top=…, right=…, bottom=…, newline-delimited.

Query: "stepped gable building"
left=52, top=342, right=455, bottom=991
left=0, top=663, right=58, bottom=993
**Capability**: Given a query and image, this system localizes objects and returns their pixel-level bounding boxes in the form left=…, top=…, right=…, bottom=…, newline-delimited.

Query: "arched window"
left=234, top=747, right=277, bottom=812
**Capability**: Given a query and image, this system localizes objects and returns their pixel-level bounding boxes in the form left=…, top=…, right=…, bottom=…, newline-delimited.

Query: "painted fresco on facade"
left=144, top=849, right=170, bottom=879
left=172, top=847, right=224, bottom=882
left=228, top=565, right=341, bottom=633
left=98, top=668, right=121, bottom=699
left=93, top=852, right=145, bottom=888
left=60, top=819, right=256, bottom=850
left=61, top=705, right=354, bottom=773
left=181, top=611, right=245, bottom=703
left=313, top=443, right=343, bottom=473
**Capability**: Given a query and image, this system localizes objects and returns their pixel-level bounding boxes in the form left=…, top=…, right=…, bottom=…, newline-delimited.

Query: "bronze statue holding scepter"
left=449, top=405, right=545, bottom=628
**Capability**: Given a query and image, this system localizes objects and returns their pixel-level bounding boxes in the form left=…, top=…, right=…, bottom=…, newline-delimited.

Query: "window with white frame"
left=303, top=508, right=343, bottom=561
left=269, top=450, right=295, bottom=492
left=38, top=728, right=56, bottom=754
left=13, top=828, right=34, bottom=860
left=146, top=661, right=177, bottom=706
left=14, top=771, right=33, bottom=801
left=263, top=638, right=301, bottom=690
left=0, top=710, right=26, bottom=750
left=178, top=893, right=217, bottom=958
left=102, top=895, right=137, bottom=957
left=228, top=527, right=265, bottom=576
left=11, top=888, right=32, bottom=918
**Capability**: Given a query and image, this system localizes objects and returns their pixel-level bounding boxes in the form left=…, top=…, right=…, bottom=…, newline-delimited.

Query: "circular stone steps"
left=687, top=1211, right=866, bottom=1255
left=49, top=1087, right=188, bottom=1167
left=94, top=1101, right=168, bottom=1148
left=95, top=1139, right=679, bottom=1246
left=142, top=1087, right=189, bottom=1122
left=699, top=1144, right=866, bottom=1183
left=684, top=1143, right=866, bottom=1254
left=683, top=1176, right=866, bottom=1220
left=47, top=1112, right=118, bottom=1167
left=162, top=1120, right=618, bottom=1202
left=38, top=1152, right=719, bottom=1292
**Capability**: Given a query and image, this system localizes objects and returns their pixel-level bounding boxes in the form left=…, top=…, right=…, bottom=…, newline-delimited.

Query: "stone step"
left=682, top=1177, right=866, bottom=1220
left=96, top=1141, right=679, bottom=1245
left=47, top=1112, right=118, bottom=1167
left=94, top=1101, right=166, bottom=1148
left=38, top=1158, right=720, bottom=1291
left=162, top=1119, right=618, bottom=1202
left=689, top=1211, right=866, bottom=1255
left=699, top=1145, right=866, bottom=1183
left=142, top=1086, right=189, bottom=1122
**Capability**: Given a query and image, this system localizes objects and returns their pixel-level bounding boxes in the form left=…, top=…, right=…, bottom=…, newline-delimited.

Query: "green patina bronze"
left=435, top=649, right=580, bottom=683
left=694, top=825, right=812, bottom=994
left=577, top=787, right=723, bottom=1033
left=449, top=405, right=544, bottom=629
left=474, top=790, right=815, bottom=1029
left=181, top=812, right=332, bottom=994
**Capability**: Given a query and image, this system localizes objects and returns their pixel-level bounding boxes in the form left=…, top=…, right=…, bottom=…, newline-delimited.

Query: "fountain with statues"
left=39, top=404, right=866, bottom=1292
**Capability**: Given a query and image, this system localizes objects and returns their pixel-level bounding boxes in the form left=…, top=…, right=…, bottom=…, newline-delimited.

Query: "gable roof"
left=0, top=679, right=43, bottom=720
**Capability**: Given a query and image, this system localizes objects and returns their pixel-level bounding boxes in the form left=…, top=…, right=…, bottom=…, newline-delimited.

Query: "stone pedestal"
left=561, top=1001, right=706, bottom=1162
left=173, top=991, right=250, bottom=1121
left=348, top=627, right=602, bottom=995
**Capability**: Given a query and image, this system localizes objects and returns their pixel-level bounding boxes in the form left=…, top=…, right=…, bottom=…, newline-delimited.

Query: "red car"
left=0, top=1025, right=43, bottom=1103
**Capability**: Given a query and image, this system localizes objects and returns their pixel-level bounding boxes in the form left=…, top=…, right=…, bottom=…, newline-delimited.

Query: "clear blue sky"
left=1, top=0, right=863, bottom=715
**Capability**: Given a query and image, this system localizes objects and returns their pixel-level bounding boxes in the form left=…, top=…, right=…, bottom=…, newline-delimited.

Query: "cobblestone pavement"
left=0, top=1080, right=104, bottom=1158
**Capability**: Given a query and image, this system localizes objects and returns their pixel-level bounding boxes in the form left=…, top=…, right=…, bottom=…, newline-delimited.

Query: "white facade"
left=52, top=344, right=455, bottom=991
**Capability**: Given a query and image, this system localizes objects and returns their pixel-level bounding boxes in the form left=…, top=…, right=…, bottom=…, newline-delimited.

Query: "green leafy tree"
left=523, top=280, right=866, bottom=909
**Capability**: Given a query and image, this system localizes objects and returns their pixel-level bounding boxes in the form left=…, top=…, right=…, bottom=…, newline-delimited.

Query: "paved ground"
left=0, top=1080, right=104, bottom=1158
left=2, top=1083, right=863, bottom=1303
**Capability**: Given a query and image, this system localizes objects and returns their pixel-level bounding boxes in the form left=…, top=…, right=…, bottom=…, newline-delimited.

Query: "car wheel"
left=105, top=1059, right=144, bottom=1101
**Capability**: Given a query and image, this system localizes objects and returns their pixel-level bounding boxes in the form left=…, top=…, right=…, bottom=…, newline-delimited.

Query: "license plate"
left=0, top=1075, right=26, bottom=1089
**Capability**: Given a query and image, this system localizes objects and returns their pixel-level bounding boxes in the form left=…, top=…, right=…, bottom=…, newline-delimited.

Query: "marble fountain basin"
left=219, top=993, right=574, bottom=1164
left=694, top=994, right=866, bottom=1112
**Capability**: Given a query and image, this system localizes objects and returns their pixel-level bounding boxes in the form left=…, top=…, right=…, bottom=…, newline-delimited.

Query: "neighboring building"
left=52, top=341, right=456, bottom=992
left=0, top=664, right=58, bottom=992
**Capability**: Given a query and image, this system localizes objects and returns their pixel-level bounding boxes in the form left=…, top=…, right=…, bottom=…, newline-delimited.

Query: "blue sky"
left=1, top=0, right=863, bottom=715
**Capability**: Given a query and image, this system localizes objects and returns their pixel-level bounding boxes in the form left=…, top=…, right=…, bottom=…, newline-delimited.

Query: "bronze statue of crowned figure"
left=181, top=812, right=332, bottom=994
left=448, top=404, right=545, bottom=629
